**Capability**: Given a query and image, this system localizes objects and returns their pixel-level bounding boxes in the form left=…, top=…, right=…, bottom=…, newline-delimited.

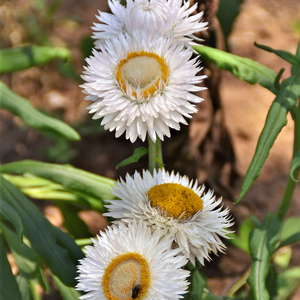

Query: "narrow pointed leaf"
left=255, top=42, right=300, bottom=70
left=0, top=176, right=83, bottom=286
left=0, top=45, right=71, bottom=73
left=247, top=214, right=281, bottom=300
left=237, top=73, right=300, bottom=203
left=193, top=45, right=277, bottom=93
left=0, top=82, right=80, bottom=141
left=117, top=147, right=148, bottom=168
left=0, top=160, right=116, bottom=201
left=0, top=234, right=22, bottom=300
left=292, top=41, right=300, bottom=75
left=290, top=150, right=300, bottom=182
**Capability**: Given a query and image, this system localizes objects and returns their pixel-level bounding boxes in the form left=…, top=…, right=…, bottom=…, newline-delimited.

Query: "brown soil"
left=1, top=0, right=299, bottom=299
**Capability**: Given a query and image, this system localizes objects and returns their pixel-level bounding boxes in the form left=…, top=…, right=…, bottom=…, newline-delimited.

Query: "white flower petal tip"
left=104, top=168, right=234, bottom=265
left=76, top=220, right=190, bottom=300
left=92, top=0, right=208, bottom=48
left=81, top=31, right=206, bottom=143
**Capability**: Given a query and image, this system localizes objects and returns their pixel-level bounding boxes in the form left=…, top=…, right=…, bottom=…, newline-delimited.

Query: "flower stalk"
left=155, top=138, right=164, bottom=169
left=148, top=135, right=157, bottom=174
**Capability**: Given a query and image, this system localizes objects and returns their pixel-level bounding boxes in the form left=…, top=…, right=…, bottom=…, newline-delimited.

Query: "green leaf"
left=56, top=202, right=91, bottom=239
left=255, top=42, right=300, bottom=71
left=247, top=214, right=281, bottom=300
left=265, top=264, right=278, bottom=299
left=292, top=41, right=300, bottom=75
left=184, top=263, right=206, bottom=300
left=3, top=173, right=106, bottom=212
left=237, top=73, right=300, bottom=203
left=0, top=176, right=83, bottom=286
left=290, top=151, right=300, bottom=182
left=52, top=274, right=81, bottom=300
left=280, top=216, right=300, bottom=240
left=193, top=45, right=277, bottom=93
left=15, top=276, right=31, bottom=300
left=0, top=45, right=71, bottom=74
left=276, top=267, right=300, bottom=300
left=117, top=147, right=149, bottom=169
left=278, top=216, right=300, bottom=248
left=0, top=234, right=22, bottom=300
left=228, top=217, right=255, bottom=254
left=273, top=246, right=292, bottom=269
left=278, top=233, right=300, bottom=249
left=0, top=82, right=80, bottom=141
left=201, top=294, right=223, bottom=300
left=0, top=160, right=116, bottom=201
left=0, top=222, right=48, bottom=291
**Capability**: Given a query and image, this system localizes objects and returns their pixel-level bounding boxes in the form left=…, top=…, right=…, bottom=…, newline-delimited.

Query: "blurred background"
left=0, top=0, right=299, bottom=298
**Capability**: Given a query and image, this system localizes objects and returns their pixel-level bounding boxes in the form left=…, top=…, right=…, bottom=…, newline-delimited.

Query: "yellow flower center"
left=116, top=51, right=168, bottom=99
left=147, top=183, right=203, bottom=219
left=102, top=253, right=150, bottom=300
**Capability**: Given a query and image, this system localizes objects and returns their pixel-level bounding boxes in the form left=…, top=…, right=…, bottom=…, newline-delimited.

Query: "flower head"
left=104, top=169, right=234, bottom=265
left=76, top=220, right=189, bottom=300
left=92, top=0, right=208, bottom=48
left=81, top=31, right=205, bottom=142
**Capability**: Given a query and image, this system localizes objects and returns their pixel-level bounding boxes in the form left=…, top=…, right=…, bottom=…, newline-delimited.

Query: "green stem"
left=75, top=238, right=93, bottom=246
left=155, top=138, right=163, bottom=169
left=29, top=281, right=42, bottom=300
left=278, top=99, right=300, bottom=221
left=148, top=135, right=156, bottom=174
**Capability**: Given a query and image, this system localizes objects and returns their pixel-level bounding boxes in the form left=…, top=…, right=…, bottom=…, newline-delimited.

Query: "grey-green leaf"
left=117, top=147, right=149, bottom=168
left=193, top=45, right=277, bottom=93
left=290, top=150, right=300, bottom=182
left=0, top=176, right=83, bottom=286
left=0, top=160, right=116, bottom=201
left=0, top=82, right=80, bottom=141
left=247, top=214, right=281, bottom=300
left=237, top=73, right=300, bottom=203
left=0, top=45, right=71, bottom=74
left=0, top=234, right=22, bottom=300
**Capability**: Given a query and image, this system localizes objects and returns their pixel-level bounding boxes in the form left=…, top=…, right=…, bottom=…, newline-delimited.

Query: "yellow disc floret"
left=147, top=183, right=203, bottom=219
left=116, top=51, right=168, bottom=99
left=103, top=253, right=150, bottom=300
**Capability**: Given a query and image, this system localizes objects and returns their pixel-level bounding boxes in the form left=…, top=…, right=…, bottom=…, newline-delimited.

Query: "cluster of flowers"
left=76, top=1, right=233, bottom=299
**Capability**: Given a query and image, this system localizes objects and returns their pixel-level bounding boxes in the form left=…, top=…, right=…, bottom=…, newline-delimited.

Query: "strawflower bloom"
left=92, top=0, right=208, bottom=48
left=81, top=31, right=205, bottom=142
left=104, top=169, right=234, bottom=265
left=76, top=219, right=190, bottom=300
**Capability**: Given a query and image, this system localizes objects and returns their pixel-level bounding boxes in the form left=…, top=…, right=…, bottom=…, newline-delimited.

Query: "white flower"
left=92, top=0, right=208, bottom=48
left=81, top=31, right=205, bottom=142
left=76, top=220, right=190, bottom=300
left=104, top=169, right=234, bottom=266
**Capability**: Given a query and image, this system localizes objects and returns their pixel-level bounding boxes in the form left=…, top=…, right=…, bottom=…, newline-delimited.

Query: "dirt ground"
left=0, top=0, right=300, bottom=299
